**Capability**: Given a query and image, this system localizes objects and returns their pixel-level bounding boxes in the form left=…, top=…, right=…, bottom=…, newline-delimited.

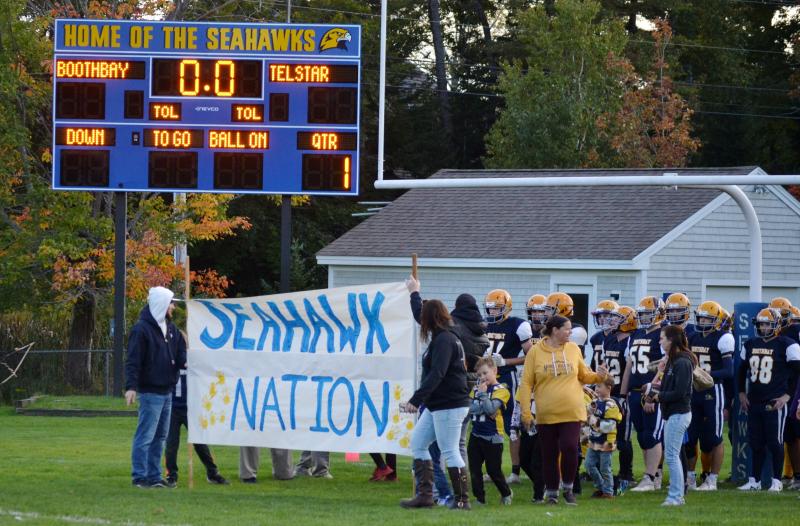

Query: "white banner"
left=186, top=282, right=416, bottom=454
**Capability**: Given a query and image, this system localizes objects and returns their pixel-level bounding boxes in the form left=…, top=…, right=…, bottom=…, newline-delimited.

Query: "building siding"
left=330, top=266, right=638, bottom=320
left=647, top=188, right=800, bottom=307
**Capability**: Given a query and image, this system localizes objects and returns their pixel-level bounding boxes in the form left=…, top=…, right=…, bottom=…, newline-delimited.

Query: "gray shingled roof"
left=319, top=167, right=759, bottom=261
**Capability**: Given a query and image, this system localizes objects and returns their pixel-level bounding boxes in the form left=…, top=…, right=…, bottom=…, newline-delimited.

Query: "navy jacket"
left=125, top=306, right=186, bottom=395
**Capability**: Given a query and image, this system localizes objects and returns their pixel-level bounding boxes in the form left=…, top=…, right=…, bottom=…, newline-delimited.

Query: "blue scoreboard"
left=52, top=19, right=361, bottom=195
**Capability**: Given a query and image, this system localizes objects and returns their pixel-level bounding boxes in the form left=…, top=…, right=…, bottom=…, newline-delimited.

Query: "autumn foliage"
left=593, top=20, right=700, bottom=168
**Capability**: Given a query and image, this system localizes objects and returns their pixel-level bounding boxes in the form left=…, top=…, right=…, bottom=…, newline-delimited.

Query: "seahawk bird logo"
left=319, top=28, right=351, bottom=52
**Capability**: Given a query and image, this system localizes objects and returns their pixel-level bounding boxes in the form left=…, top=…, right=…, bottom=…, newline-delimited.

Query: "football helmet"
left=665, top=292, right=691, bottom=326
left=768, top=297, right=793, bottom=328
left=719, top=307, right=733, bottom=332
left=636, top=296, right=665, bottom=329
left=545, top=292, right=574, bottom=319
left=591, top=299, right=620, bottom=330
left=694, top=300, right=723, bottom=334
left=611, top=305, right=638, bottom=333
left=485, top=289, right=512, bottom=324
left=789, top=306, right=800, bottom=326
left=526, top=294, right=549, bottom=329
left=754, top=308, right=781, bottom=339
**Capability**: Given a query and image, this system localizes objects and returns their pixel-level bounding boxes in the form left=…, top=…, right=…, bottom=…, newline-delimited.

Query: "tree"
left=593, top=19, right=700, bottom=168
left=484, top=0, right=629, bottom=168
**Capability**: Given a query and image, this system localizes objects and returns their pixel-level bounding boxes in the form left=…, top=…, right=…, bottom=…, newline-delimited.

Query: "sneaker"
left=149, top=479, right=170, bottom=489
left=437, top=495, right=454, bottom=507
left=472, top=499, right=486, bottom=506
left=132, top=479, right=149, bottom=488
left=164, top=477, right=177, bottom=489
left=545, top=496, right=559, bottom=505
left=591, top=490, right=604, bottom=498
left=313, top=472, right=334, bottom=479
left=768, top=479, right=783, bottom=492
left=738, top=479, right=761, bottom=491
left=687, top=471, right=697, bottom=490
left=532, top=497, right=545, bottom=504
left=631, top=475, right=656, bottom=492
left=506, top=473, right=521, bottom=485
left=241, top=477, right=257, bottom=484
left=501, top=490, right=513, bottom=505
left=369, top=465, right=395, bottom=482
left=600, top=493, right=614, bottom=500
left=790, top=479, right=800, bottom=491
left=696, top=478, right=717, bottom=491
left=207, top=473, right=230, bottom=485
left=294, top=466, right=312, bottom=477
left=562, top=489, right=577, bottom=506
left=483, top=473, right=492, bottom=482
left=661, top=498, right=685, bottom=506
left=616, top=479, right=630, bottom=496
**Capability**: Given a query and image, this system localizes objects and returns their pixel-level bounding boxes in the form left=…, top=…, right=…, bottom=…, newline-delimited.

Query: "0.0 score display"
left=151, top=58, right=262, bottom=98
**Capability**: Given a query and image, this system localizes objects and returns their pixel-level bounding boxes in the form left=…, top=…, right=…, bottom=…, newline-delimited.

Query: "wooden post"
left=185, top=256, right=194, bottom=490
left=410, top=252, right=418, bottom=497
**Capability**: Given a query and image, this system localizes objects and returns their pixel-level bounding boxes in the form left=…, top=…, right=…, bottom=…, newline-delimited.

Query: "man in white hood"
left=125, top=286, right=186, bottom=488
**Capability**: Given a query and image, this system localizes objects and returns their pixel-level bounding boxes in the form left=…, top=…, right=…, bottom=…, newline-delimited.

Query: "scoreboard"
left=52, top=19, right=361, bottom=195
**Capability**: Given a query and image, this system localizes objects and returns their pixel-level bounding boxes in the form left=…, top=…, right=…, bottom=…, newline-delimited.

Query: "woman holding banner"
left=399, top=278, right=471, bottom=511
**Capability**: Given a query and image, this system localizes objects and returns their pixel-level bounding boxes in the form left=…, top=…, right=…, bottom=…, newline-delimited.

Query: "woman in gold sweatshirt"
left=519, top=315, right=608, bottom=505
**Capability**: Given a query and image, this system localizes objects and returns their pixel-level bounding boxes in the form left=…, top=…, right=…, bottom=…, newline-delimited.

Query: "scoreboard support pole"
left=280, top=195, right=291, bottom=293
left=112, top=191, right=127, bottom=396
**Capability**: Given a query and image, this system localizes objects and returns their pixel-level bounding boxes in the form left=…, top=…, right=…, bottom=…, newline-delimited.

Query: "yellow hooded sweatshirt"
left=518, top=338, right=603, bottom=425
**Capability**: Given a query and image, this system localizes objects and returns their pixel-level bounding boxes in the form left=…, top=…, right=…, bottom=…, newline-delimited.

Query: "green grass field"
left=0, top=402, right=797, bottom=526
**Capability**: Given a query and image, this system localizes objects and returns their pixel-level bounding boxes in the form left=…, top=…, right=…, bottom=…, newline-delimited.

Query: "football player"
left=526, top=294, right=548, bottom=344
left=545, top=292, right=588, bottom=356
left=589, top=299, right=620, bottom=372
left=484, top=289, right=533, bottom=485
left=621, top=296, right=666, bottom=492
left=606, top=305, right=638, bottom=492
left=785, top=306, right=800, bottom=489
left=684, top=301, right=734, bottom=491
left=665, top=292, right=696, bottom=339
left=769, top=297, right=794, bottom=331
left=737, top=308, right=800, bottom=492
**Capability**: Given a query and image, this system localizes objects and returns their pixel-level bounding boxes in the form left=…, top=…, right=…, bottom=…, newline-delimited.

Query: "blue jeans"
left=428, top=441, right=452, bottom=499
left=664, top=412, right=692, bottom=502
left=131, top=392, right=172, bottom=482
left=585, top=448, right=613, bottom=495
left=411, top=406, right=469, bottom=468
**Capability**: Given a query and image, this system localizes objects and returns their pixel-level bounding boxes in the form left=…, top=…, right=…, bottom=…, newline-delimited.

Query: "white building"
left=317, top=167, right=800, bottom=329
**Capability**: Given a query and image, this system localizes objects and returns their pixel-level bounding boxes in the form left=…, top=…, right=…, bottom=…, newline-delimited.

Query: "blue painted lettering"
left=356, top=381, right=389, bottom=437
left=304, top=298, right=335, bottom=353
left=259, top=376, right=285, bottom=431
left=281, top=373, right=308, bottom=430
left=223, top=303, right=255, bottom=350
left=231, top=376, right=260, bottom=431
left=198, top=300, right=233, bottom=349
left=319, top=293, right=361, bottom=353
left=327, top=377, right=354, bottom=435
left=309, top=375, right=333, bottom=432
left=252, top=303, right=282, bottom=352
left=359, top=292, right=390, bottom=354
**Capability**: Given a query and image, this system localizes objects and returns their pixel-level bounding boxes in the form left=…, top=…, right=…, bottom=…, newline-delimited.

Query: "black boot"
left=447, top=467, right=471, bottom=510
left=400, top=460, right=434, bottom=508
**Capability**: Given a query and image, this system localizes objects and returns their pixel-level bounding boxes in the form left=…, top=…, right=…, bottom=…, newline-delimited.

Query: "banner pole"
left=410, top=253, right=419, bottom=497
left=186, top=256, right=194, bottom=490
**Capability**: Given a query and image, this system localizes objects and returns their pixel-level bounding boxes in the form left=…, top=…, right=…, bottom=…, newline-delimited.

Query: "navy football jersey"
left=741, top=336, right=800, bottom=403
left=783, top=324, right=800, bottom=344
left=470, top=382, right=511, bottom=437
left=589, top=330, right=611, bottom=370
left=683, top=323, right=697, bottom=341
left=626, top=327, right=664, bottom=390
left=602, top=332, right=632, bottom=394
left=487, top=316, right=532, bottom=375
left=689, top=329, right=734, bottom=382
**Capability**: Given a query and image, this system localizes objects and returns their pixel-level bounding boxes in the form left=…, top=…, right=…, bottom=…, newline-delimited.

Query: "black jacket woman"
left=400, top=278, right=471, bottom=511
left=653, top=324, right=695, bottom=506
